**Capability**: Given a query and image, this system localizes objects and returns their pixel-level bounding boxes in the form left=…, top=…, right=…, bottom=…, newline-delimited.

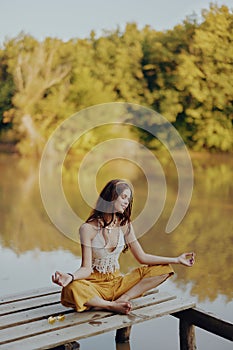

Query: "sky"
left=0, top=0, right=232, bottom=45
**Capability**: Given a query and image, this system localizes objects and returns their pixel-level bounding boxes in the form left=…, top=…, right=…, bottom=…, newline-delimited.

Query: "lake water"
left=0, top=152, right=232, bottom=350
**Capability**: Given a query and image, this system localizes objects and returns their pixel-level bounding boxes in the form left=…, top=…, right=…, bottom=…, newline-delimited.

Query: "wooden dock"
left=0, top=286, right=232, bottom=349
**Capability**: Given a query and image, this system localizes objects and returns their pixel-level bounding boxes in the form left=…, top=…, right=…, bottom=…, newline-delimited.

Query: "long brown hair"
left=86, top=179, right=133, bottom=228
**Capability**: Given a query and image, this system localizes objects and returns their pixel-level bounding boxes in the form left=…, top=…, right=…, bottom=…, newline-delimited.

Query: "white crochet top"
left=91, top=227, right=125, bottom=274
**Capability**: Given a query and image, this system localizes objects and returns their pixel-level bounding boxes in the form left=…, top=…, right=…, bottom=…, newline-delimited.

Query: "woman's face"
left=114, top=188, right=131, bottom=213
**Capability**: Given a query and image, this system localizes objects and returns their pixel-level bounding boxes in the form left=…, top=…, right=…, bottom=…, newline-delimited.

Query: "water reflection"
left=0, top=153, right=233, bottom=306
left=116, top=342, right=131, bottom=350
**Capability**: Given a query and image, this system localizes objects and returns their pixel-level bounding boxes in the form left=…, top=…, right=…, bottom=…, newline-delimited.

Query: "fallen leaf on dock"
left=48, top=316, right=56, bottom=324
left=57, top=314, right=66, bottom=321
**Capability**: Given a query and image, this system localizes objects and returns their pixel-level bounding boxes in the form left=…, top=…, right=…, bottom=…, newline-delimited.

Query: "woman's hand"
left=177, top=252, right=195, bottom=267
left=52, top=271, right=73, bottom=287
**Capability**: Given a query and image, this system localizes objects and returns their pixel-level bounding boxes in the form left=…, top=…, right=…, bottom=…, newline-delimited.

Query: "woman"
left=52, top=179, right=195, bottom=314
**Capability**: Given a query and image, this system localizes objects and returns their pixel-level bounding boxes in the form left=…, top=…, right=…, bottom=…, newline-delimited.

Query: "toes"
left=125, top=302, right=132, bottom=314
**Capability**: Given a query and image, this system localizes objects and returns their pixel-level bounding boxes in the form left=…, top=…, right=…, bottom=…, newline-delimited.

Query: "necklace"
left=106, top=218, right=118, bottom=234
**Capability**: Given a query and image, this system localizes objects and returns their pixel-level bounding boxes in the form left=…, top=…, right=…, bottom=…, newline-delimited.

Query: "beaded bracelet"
left=67, top=273, right=74, bottom=282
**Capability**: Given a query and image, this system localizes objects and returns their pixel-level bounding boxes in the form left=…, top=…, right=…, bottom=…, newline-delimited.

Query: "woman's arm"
left=52, top=223, right=95, bottom=287
left=126, top=224, right=195, bottom=267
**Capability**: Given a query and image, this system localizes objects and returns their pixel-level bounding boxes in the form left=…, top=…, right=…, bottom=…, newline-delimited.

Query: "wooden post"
left=115, top=326, right=132, bottom=343
left=173, top=308, right=233, bottom=342
left=179, top=319, right=197, bottom=350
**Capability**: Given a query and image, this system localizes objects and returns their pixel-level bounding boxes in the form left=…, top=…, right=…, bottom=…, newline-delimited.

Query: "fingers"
left=185, top=252, right=195, bottom=266
left=179, top=252, right=195, bottom=267
left=52, top=274, right=58, bottom=285
left=185, top=252, right=195, bottom=258
left=52, top=271, right=63, bottom=286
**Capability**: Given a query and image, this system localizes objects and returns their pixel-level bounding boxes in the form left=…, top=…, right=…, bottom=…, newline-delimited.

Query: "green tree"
left=1, top=5, right=233, bottom=155
left=133, top=18, right=197, bottom=149
left=0, top=47, right=14, bottom=135
left=176, top=5, right=233, bottom=151
left=91, top=23, right=148, bottom=103
left=141, top=18, right=197, bottom=123
left=3, top=34, right=73, bottom=156
left=68, top=37, right=117, bottom=110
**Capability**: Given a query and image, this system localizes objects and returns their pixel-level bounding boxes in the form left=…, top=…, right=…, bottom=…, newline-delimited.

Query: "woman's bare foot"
left=115, top=294, right=131, bottom=303
left=107, top=301, right=132, bottom=314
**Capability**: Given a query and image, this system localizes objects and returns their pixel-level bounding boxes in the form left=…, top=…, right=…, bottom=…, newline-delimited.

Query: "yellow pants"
left=61, top=264, right=174, bottom=312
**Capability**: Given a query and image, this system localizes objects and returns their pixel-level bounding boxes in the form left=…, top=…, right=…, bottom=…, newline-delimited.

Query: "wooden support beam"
left=115, top=326, right=132, bottom=343
left=179, top=318, right=197, bottom=350
left=172, top=308, right=233, bottom=342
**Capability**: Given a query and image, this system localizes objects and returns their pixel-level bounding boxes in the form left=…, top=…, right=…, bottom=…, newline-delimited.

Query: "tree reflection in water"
left=0, top=153, right=232, bottom=303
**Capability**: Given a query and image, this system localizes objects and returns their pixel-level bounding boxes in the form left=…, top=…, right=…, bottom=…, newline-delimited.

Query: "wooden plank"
left=0, top=286, right=159, bottom=315
left=0, top=290, right=167, bottom=331
left=116, top=290, right=176, bottom=344
left=0, top=299, right=195, bottom=350
left=0, top=286, right=61, bottom=304
left=143, top=288, right=159, bottom=296
left=0, top=293, right=60, bottom=316
left=0, top=304, right=70, bottom=330
left=130, top=291, right=176, bottom=309
left=173, top=307, right=233, bottom=341
left=0, top=292, right=175, bottom=344
left=0, top=286, right=155, bottom=305
left=0, top=310, right=110, bottom=345
left=125, top=298, right=195, bottom=322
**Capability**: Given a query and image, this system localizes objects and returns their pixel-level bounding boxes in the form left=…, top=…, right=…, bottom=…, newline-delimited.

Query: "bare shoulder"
left=121, top=222, right=134, bottom=236
left=79, top=221, right=98, bottom=240
left=121, top=222, right=137, bottom=244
